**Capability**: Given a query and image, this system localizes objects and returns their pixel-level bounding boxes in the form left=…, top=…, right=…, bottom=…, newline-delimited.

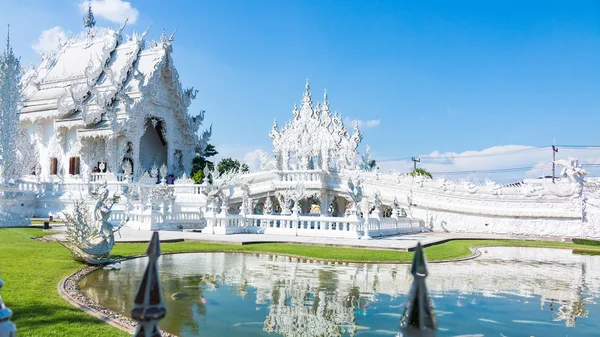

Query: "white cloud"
left=243, top=149, right=268, bottom=172
left=212, top=145, right=268, bottom=172
left=79, top=0, right=139, bottom=24
left=32, top=26, right=68, bottom=56
left=376, top=145, right=600, bottom=183
left=344, top=118, right=381, bottom=129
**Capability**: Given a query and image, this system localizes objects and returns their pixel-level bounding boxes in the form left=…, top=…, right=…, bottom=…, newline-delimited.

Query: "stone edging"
left=57, top=262, right=177, bottom=337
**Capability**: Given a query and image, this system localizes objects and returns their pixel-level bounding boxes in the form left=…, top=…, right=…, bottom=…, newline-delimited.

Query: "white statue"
left=347, top=177, right=363, bottom=205
left=556, top=158, right=588, bottom=185
left=264, top=195, right=273, bottom=215
left=63, top=183, right=128, bottom=264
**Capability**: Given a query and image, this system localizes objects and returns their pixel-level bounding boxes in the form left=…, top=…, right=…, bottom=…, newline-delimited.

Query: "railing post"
left=370, top=207, right=381, bottom=237
left=131, top=232, right=167, bottom=337
left=0, top=278, right=16, bottom=337
left=203, top=199, right=217, bottom=234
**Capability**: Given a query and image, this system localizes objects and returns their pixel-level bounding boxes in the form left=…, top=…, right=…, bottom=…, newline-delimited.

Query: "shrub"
left=572, top=238, right=600, bottom=246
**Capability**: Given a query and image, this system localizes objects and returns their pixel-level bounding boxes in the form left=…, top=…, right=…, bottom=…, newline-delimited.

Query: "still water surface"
left=79, top=247, right=600, bottom=336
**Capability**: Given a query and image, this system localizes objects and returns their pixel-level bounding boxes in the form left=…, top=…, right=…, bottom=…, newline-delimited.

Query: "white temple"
left=1, top=14, right=600, bottom=240
left=19, top=22, right=210, bottom=181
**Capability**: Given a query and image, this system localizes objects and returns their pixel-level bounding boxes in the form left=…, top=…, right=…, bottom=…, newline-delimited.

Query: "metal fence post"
left=399, top=242, right=437, bottom=337
left=131, top=232, right=166, bottom=337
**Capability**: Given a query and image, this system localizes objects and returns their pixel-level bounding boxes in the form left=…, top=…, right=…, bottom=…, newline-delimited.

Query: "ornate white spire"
left=0, top=25, right=24, bottom=184
left=302, top=78, right=312, bottom=110
left=4, top=24, right=10, bottom=57
left=269, top=81, right=362, bottom=171
left=83, top=1, right=96, bottom=29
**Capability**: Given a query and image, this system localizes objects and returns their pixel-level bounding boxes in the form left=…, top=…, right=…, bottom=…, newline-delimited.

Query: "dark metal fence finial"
left=399, top=242, right=437, bottom=337
left=131, top=232, right=166, bottom=337
left=0, top=278, right=16, bottom=337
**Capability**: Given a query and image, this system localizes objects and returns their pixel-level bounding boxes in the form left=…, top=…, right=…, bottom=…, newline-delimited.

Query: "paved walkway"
left=44, top=224, right=567, bottom=251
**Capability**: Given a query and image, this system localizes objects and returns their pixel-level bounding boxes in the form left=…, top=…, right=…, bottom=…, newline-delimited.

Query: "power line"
left=377, top=145, right=600, bottom=163
left=426, top=163, right=600, bottom=175
left=429, top=164, right=553, bottom=175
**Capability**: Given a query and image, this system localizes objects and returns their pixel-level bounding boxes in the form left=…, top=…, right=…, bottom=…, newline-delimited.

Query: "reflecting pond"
left=79, top=247, right=600, bottom=336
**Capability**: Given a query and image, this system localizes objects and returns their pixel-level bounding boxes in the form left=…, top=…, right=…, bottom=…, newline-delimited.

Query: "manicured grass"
left=0, top=228, right=129, bottom=337
left=2, top=228, right=600, bottom=336
left=112, top=237, right=600, bottom=262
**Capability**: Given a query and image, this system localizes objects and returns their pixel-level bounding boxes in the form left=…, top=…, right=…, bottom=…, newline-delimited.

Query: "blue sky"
left=1, top=0, right=599, bottom=181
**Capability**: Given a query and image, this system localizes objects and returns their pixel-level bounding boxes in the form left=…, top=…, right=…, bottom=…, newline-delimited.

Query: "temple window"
left=69, top=157, right=80, bottom=175
left=50, top=158, right=58, bottom=175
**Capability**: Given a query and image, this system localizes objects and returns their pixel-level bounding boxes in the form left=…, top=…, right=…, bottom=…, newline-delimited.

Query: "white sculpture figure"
left=556, top=158, right=589, bottom=185
left=347, top=177, right=363, bottom=208
left=239, top=183, right=251, bottom=215
left=150, top=163, right=159, bottom=179
left=63, top=183, right=128, bottom=264
left=264, top=195, right=273, bottom=215
left=373, top=190, right=382, bottom=210
left=360, top=145, right=374, bottom=171
left=259, top=150, right=278, bottom=171
left=276, top=190, right=294, bottom=215
left=276, top=183, right=306, bottom=215
left=122, top=160, right=133, bottom=176
left=203, top=167, right=241, bottom=209
left=159, top=163, right=168, bottom=184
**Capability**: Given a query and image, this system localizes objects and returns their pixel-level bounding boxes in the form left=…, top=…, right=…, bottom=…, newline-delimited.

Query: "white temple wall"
left=411, top=207, right=583, bottom=237
left=65, top=127, right=77, bottom=153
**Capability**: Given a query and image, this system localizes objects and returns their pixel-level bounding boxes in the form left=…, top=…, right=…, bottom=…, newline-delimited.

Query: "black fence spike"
left=399, top=242, right=437, bottom=337
left=132, top=232, right=167, bottom=337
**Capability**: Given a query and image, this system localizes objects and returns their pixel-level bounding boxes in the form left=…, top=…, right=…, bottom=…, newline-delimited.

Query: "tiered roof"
left=20, top=22, right=209, bottom=150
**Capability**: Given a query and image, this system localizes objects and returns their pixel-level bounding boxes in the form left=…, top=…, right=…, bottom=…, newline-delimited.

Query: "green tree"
left=368, top=159, right=377, bottom=170
left=410, top=167, right=432, bottom=179
left=217, top=158, right=249, bottom=175
left=191, top=144, right=218, bottom=183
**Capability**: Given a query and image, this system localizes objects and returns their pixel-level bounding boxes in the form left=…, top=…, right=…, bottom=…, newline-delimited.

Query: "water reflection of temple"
left=79, top=247, right=600, bottom=336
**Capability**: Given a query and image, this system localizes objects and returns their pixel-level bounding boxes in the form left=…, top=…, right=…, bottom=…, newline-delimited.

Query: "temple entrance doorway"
left=139, top=118, right=168, bottom=173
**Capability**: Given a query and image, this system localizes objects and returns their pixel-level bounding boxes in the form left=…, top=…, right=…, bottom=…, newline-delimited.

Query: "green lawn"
left=0, top=228, right=128, bottom=337
left=1, top=227, right=600, bottom=336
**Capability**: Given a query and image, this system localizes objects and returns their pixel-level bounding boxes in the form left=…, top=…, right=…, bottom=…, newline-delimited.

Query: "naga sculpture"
left=63, top=183, right=128, bottom=264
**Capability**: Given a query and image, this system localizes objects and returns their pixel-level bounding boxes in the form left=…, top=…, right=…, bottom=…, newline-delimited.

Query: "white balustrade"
left=279, top=170, right=326, bottom=183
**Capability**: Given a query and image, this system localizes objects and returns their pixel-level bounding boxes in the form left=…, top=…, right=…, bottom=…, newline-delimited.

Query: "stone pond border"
left=56, top=247, right=487, bottom=336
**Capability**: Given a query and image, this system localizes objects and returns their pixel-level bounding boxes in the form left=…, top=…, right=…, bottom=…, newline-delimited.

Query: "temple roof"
left=21, top=26, right=162, bottom=117
left=19, top=24, right=209, bottom=150
left=269, top=80, right=362, bottom=170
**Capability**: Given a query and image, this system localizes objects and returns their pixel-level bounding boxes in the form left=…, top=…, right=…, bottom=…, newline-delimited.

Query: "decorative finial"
left=131, top=232, right=167, bottom=337
left=160, top=28, right=167, bottom=43
left=83, top=1, right=96, bottom=29
left=0, top=278, right=17, bottom=335
left=302, top=79, right=312, bottom=107
left=399, top=242, right=437, bottom=337
left=5, top=24, right=9, bottom=55
left=168, top=28, right=177, bottom=42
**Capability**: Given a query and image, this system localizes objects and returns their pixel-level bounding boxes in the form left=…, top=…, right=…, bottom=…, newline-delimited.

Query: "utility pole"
left=411, top=157, right=420, bottom=171
left=552, top=145, right=558, bottom=183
